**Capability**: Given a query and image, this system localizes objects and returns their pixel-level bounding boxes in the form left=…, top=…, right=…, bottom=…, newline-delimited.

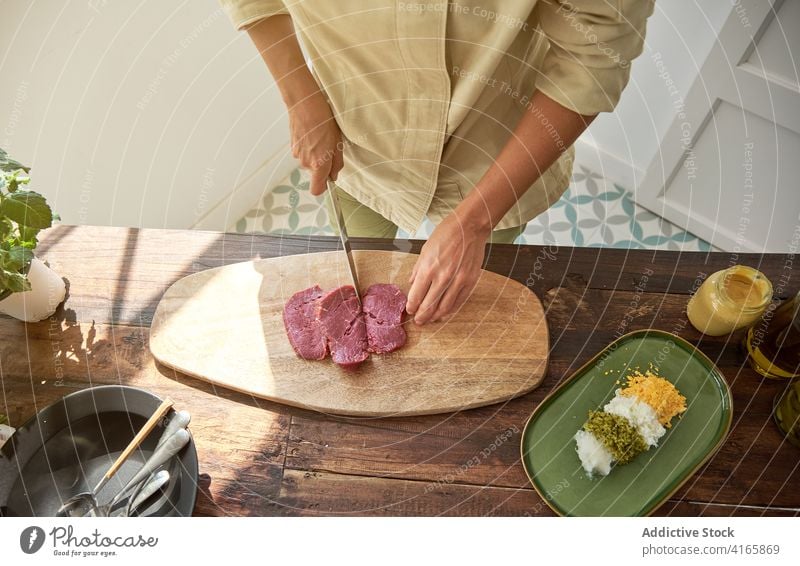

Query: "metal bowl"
left=0, top=385, right=198, bottom=517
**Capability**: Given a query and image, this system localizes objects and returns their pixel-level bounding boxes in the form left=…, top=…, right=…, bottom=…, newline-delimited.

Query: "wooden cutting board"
left=150, top=250, right=548, bottom=416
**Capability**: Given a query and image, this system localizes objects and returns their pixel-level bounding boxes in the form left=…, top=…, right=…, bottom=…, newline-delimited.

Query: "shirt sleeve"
left=534, top=0, right=654, bottom=115
left=218, top=0, right=288, bottom=30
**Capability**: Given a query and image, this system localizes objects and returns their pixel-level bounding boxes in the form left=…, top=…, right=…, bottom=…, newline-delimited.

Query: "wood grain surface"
left=149, top=250, right=548, bottom=416
left=1, top=225, right=798, bottom=516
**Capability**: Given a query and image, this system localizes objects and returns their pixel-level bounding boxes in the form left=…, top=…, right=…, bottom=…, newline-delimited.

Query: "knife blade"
left=327, top=180, right=362, bottom=305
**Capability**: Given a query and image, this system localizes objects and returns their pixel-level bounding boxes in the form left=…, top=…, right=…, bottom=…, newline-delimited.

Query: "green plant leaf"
left=0, top=150, right=58, bottom=259
left=18, top=225, right=39, bottom=247
left=0, top=218, right=12, bottom=240
left=0, top=190, right=53, bottom=230
left=0, top=148, right=30, bottom=173
left=0, top=246, right=33, bottom=272
left=0, top=269, right=30, bottom=293
left=1, top=171, right=23, bottom=192
left=0, top=159, right=30, bottom=173
left=5, top=173, right=30, bottom=192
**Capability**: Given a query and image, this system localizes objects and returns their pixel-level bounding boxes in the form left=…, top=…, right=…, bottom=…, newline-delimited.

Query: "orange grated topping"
left=620, top=370, right=687, bottom=427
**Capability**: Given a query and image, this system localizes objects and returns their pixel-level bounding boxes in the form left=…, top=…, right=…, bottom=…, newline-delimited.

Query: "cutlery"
left=55, top=398, right=173, bottom=517
left=95, top=428, right=191, bottom=517
left=156, top=410, right=191, bottom=449
left=124, top=470, right=170, bottom=517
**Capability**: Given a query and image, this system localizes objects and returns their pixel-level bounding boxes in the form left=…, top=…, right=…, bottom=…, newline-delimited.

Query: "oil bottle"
left=744, top=291, right=800, bottom=379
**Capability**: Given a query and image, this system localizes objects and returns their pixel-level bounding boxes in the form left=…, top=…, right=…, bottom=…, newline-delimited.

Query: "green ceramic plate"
left=521, top=330, right=732, bottom=516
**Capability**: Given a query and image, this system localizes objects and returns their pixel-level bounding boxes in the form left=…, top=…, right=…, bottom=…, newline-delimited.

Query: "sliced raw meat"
left=318, top=285, right=369, bottom=368
left=282, top=285, right=327, bottom=360
left=363, top=283, right=407, bottom=354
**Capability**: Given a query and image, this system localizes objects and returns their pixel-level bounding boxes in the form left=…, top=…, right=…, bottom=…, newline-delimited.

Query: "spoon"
left=55, top=398, right=174, bottom=517
left=94, top=411, right=190, bottom=517
left=156, top=411, right=191, bottom=449
left=110, top=411, right=190, bottom=507
left=94, top=428, right=191, bottom=517
left=124, top=470, right=171, bottom=517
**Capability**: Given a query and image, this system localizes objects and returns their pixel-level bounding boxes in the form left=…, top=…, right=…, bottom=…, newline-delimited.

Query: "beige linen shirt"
left=221, top=0, right=653, bottom=233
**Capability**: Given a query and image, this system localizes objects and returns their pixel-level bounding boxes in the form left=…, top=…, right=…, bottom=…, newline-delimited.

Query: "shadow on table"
left=0, top=276, right=113, bottom=410
left=155, top=359, right=309, bottom=516
left=50, top=278, right=112, bottom=375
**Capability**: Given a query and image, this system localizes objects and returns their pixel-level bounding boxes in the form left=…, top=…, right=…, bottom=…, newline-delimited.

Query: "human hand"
left=405, top=210, right=491, bottom=325
left=289, top=91, right=343, bottom=195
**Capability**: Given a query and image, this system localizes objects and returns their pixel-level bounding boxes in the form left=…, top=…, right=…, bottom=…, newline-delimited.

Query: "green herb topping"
left=583, top=410, right=647, bottom=464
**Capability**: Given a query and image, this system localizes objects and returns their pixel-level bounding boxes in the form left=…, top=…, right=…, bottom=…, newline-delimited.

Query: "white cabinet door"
left=637, top=0, right=800, bottom=252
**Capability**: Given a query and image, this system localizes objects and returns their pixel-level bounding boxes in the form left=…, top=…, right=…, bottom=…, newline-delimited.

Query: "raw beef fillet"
left=318, top=285, right=369, bottom=368
left=363, top=283, right=407, bottom=354
left=282, top=285, right=328, bottom=360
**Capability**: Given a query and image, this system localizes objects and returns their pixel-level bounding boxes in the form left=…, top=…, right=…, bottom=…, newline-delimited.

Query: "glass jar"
left=686, top=265, right=773, bottom=336
left=745, top=291, right=800, bottom=379
left=773, top=381, right=800, bottom=448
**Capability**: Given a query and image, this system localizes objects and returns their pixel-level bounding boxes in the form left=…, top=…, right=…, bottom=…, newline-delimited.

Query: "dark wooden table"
left=1, top=225, right=798, bottom=516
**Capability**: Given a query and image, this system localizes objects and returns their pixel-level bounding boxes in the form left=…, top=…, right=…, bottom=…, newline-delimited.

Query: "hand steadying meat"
left=406, top=92, right=597, bottom=325
left=405, top=208, right=490, bottom=325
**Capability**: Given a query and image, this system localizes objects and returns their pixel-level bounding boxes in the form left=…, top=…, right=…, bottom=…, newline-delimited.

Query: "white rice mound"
left=604, top=391, right=666, bottom=447
left=575, top=430, right=613, bottom=476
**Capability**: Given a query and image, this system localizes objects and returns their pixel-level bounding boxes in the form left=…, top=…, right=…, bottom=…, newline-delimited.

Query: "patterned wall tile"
left=231, top=165, right=713, bottom=251
left=233, top=168, right=333, bottom=236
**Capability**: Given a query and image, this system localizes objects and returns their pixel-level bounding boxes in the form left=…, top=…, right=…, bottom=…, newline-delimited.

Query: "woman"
left=220, top=0, right=653, bottom=324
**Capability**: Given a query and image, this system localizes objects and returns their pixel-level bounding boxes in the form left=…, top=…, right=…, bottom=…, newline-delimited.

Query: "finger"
left=444, top=285, right=473, bottom=322
left=431, top=278, right=465, bottom=322
left=290, top=131, right=301, bottom=158
left=405, top=268, right=432, bottom=315
left=330, top=143, right=344, bottom=181
left=309, top=165, right=330, bottom=196
left=437, top=271, right=479, bottom=321
left=408, top=260, right=419, bottom=285
left=414, top=277, right=450, bottom=325
left=451, top=284, right=472, bottom=313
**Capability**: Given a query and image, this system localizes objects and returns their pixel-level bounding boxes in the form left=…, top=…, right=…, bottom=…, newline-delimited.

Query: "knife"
left=327, top=180, right=362, bottom=305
